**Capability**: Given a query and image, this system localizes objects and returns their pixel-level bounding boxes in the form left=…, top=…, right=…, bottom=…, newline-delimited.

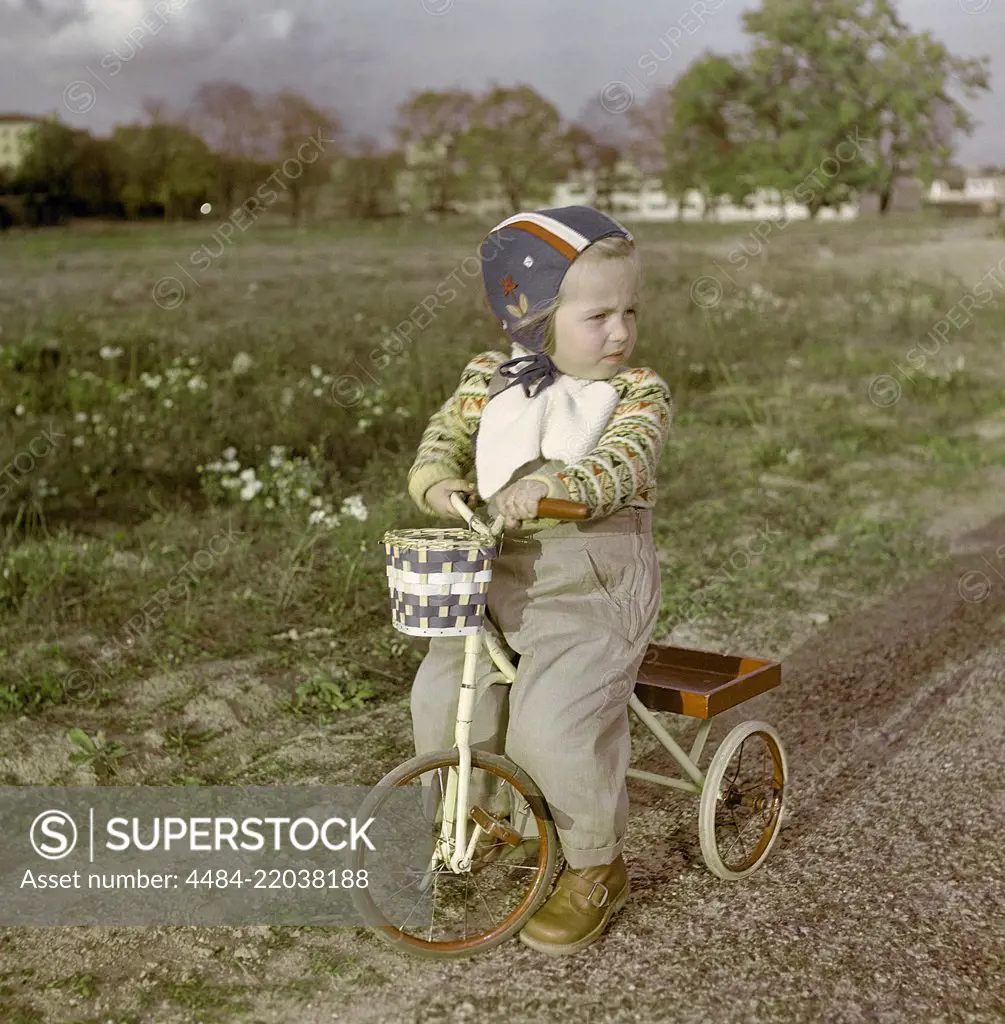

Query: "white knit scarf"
left=475, top=344, right=620, bottom=501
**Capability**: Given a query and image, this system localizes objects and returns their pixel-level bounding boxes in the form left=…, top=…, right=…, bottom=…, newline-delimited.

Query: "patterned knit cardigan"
left=407, top=350, right=673, bottom=521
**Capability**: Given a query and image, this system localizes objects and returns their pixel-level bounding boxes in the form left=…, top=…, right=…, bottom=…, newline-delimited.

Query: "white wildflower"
left=99, top=345, right=123, bottom=360
left=140, top=372, right=162, bottom=389
left=14, top=404, right=25, bottom=416
left=188, top=356, right=199, bottom=366
left=72, top=435, right=85, bottom=448
left=310, top=364, right=323, bottom=379
left=223, top=460, right=239, bottom=473
left=163, top=398, right=173, bottom=409
left=91, top=412, right=102, bottom=423
left=340, top=494, right=369, bottom=522
left=394, top=405, right=410, bottom=417
left=357, top=417, right=371, bottom=431
left=312, top=387, right=323, bottom=397
left=308, top=509, right=327, bottom=525
left=309, top=496, right=323, bottom=508
left=239, top=468, right=257, bottom=482
left=240, top=478, right=264, bottom=501
left=75, top=412, right=88, bottom=423
left=187, top=375, right=207, bottom=391
left=295, top=488, right=308, bottom=501
left=231, top=352, right=253, bottom=375
left=264, top=497, right=275, bottom=509
left=222, top=446, right=237, bottom=461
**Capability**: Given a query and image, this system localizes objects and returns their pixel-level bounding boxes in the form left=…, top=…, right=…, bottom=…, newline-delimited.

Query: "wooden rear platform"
left=635, top=643, right=782, bottom=719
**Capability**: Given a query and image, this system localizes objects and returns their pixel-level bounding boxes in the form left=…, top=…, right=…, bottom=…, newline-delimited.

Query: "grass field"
left=2, top=214, right=1004, bottom=731
left=1, top=211, right=1005, bottom=1019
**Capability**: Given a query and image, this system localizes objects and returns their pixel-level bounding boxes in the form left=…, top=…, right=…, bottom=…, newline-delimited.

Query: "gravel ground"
left=3, top=515, right=1003, bottom=1023
left=325, top=511, right=1005, bottom=1024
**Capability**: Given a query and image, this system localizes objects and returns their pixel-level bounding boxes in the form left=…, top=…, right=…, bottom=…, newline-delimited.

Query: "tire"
left=698, top=721, right=787, bottom=880
left=347, top=748, right=559, bottom=959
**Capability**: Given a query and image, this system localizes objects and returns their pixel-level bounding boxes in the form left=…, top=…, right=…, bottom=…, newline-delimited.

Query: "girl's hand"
left=491, top=479, right=548, bottom=530
left=424, top=478, right=478, bottom=519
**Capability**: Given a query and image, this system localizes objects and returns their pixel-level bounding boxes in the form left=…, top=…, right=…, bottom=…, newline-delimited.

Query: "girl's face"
left=551, top=257, right=639, bottom=380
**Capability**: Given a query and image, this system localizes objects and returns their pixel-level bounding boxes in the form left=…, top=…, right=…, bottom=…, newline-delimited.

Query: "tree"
left=661, top=54, right=759, bottom=214
left=17, top=120, right=81, bottom=198
left=187, top=80, right=263, bottom=208
left=655, top=0, right=990, bottom=217
left=740, top=0, right=989, bottom=214
left=111, top=118, right=217, bottom=219
left=625, top=86, right=675, bottom=178
left=394, top=89, right=476, bottom=215
left=334, top=137, right=404, bottom=220
left=261, top=90, right=341, bottom=224
left=71, top=133, right=122, bottom=214
left=860, top=31, right=989, bottom=211
left=462, top=84, right=564, bottom=213
left=557, top=123, right=630, bottom=214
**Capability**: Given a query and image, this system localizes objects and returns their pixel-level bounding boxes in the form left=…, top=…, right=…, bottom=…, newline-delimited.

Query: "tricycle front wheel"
left=347, top=749, right=559, bottom=959
left=698, top=720, right=787, bottom=880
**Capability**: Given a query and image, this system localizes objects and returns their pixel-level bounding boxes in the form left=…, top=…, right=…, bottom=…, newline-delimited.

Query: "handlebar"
left=448, top=490, right=590, bottom=538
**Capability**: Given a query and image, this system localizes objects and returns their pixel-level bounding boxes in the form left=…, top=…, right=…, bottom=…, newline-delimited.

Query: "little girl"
left=406, top=206, right=672, bottom=955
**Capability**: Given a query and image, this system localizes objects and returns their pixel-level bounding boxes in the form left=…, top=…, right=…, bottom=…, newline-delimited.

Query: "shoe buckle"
left=585, top=881, right=609, bottom=908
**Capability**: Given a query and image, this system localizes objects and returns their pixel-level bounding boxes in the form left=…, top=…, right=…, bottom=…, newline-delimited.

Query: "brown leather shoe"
left=519, top=855, right=630, bottom=955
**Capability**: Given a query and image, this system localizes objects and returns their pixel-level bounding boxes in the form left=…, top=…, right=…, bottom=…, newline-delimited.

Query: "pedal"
left=470, top=806, right=522, bottom=847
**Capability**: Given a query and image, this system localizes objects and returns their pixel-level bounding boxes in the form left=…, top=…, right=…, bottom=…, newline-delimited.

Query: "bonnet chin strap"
left=496, top=350, right=559, bottom=398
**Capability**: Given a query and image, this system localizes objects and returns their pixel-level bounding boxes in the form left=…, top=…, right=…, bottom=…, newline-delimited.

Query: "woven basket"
left=383, top=527, right=498, bottom=637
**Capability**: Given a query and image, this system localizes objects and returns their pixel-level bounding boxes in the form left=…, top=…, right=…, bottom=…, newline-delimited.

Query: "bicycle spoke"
left=726, top=805, right=750, bottom=862
left=428, top=868, right=439, bottom=942
left=467, top=872, right=499, bottom=927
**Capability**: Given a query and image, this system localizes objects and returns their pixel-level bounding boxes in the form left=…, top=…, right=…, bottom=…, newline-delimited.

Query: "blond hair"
left=512, top=235, right=641, bottom=354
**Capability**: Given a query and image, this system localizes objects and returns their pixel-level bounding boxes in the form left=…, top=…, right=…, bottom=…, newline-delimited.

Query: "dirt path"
left=3, top=502, right=1004, bottom=1023
left=333, top=511, right=1005, bottom=1024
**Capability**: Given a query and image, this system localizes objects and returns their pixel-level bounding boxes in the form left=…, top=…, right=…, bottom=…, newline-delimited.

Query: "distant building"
left=551, top=161, right=858, bottom=222
left=0, top=113, right=40, bottom=174
left=925, top=171, right=1004, bottom=217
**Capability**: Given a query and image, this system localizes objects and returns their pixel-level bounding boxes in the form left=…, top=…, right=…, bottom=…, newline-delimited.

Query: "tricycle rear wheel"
left=698, top=720, right=787, bottom=880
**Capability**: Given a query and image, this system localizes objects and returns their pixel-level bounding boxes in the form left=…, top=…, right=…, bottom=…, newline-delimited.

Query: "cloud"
left=0, top=0, right=999, bottom=164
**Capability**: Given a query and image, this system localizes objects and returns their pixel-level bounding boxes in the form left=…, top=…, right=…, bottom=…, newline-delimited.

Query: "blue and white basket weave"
left=383, top=527, right=498, bottom=637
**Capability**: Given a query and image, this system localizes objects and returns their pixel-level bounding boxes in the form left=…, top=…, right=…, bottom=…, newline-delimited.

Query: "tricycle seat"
left=635, top=643, right=781, bottom=720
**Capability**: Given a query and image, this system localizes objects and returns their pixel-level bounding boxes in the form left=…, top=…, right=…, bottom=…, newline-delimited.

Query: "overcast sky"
left=2, top=0, right=1002, bottom=165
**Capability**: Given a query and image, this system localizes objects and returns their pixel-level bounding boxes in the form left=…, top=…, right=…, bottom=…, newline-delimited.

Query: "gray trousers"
left=410, top=507, right=662, bottom=869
